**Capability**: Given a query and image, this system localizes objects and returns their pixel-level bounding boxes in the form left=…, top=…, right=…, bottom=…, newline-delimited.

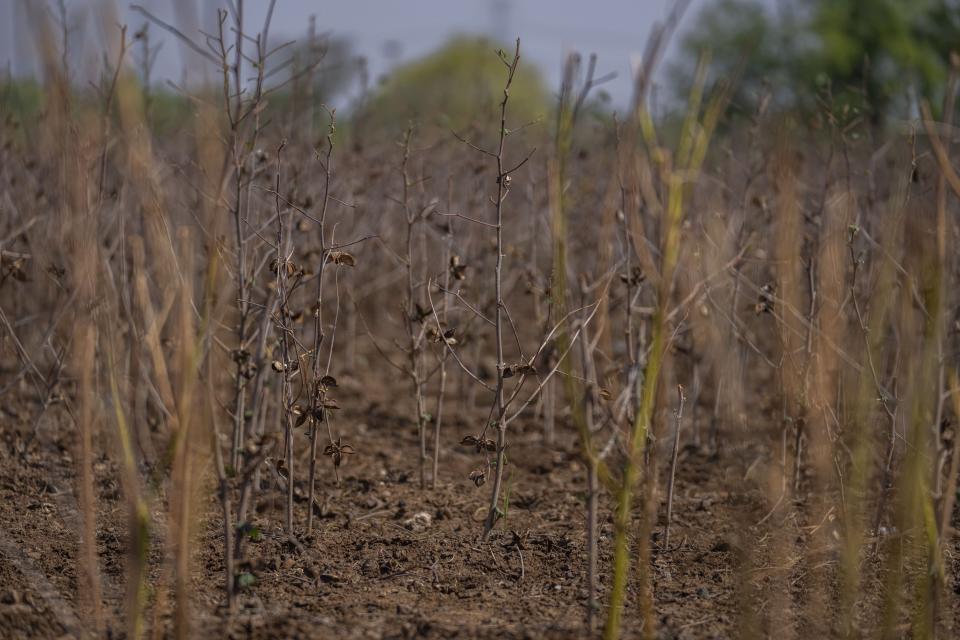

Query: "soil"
left=0, top=373, right=956, bottom=639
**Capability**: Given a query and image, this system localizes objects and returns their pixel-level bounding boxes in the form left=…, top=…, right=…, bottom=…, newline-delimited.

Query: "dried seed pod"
left=270, top=258, right=298, bottom=277
left=449, top=255, right=467, bottom=280
left=755, top=283, right=776, bottom=315
left=469, top=468, right=486, bottom=487
left=429, top=326, right=457, bottom=345
left=619, top=265, right=645, bottom=287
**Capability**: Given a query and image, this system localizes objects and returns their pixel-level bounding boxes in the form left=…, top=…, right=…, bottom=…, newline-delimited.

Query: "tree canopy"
left=671, top=0, right=960, bottom=125
left=359, top=36, right=551, bottom=136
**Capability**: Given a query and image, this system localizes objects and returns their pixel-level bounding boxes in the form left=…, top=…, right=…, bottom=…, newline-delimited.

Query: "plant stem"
left=483, top=39, right=521, bottom=541
left=663, top=385, right=685, bottom=550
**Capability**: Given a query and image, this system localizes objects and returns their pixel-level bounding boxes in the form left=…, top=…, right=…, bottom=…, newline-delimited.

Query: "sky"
left=1, top=0, right=712, bottom=108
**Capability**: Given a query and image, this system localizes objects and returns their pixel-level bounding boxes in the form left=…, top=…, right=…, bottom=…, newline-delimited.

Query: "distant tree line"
left=671, top=0, right=960, bottom=126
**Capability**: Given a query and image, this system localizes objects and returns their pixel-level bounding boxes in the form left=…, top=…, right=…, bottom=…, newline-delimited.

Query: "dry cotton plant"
left=4, top=4, right=960, bottom=640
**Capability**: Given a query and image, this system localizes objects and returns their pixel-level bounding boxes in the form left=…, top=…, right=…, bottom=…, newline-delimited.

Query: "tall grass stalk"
left=604, top=54, right=729, bottom=639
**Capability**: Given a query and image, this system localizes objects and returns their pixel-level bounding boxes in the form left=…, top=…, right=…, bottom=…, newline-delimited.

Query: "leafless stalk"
left=431, top=178, right=456, bottom=489
left=482, top=40, right=523, bottom=540
left=663, top=385, right=686, bottom=550
left=308, top=108, right=337, bottom=533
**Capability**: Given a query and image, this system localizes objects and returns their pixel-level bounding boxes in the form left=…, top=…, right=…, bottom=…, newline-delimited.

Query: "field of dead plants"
left=1, top=3, right=959, bottom=639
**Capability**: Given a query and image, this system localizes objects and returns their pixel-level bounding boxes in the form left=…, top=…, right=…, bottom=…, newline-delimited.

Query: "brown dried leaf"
left=462, top=435, right=496, bottom=453
left=503, top=362, right=535, bottom=378
left=320, top=375, right=338, bottom=388
left=327, top=251, right=357, bottom=267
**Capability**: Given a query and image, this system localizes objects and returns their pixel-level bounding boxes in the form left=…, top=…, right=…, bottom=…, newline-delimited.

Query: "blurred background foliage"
left=357, top=35, right=551, bottom=136
left=672, top=0, right=960, bottom=126
left=5, top=1, right=960, bottom=136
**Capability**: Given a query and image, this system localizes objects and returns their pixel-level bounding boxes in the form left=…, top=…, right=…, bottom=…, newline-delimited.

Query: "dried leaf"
left=323, top=438, right=355, bottom=468
left=412, top=303, right=430, bottom=323
left=320, top=375, right=338, bottom=388
left=461, top=434, right=496, bottom=453
left=293, top=405, right=308, bottom=427
left=327, top=251, right=357, bottom=267
left=503, top=362, right=535, bottom=378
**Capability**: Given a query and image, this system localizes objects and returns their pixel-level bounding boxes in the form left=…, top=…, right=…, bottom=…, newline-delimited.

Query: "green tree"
left=673, top=0, right=960, bottom=125
left=669, top=0, right=799, bottom=116
left=359, top=36, right=550, bottom=136
left=805, top=0, right=944, bottom=121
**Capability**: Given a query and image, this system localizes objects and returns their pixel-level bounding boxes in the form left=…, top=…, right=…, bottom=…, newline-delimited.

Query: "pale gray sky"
left=2, top=0, right=713, bottom=107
